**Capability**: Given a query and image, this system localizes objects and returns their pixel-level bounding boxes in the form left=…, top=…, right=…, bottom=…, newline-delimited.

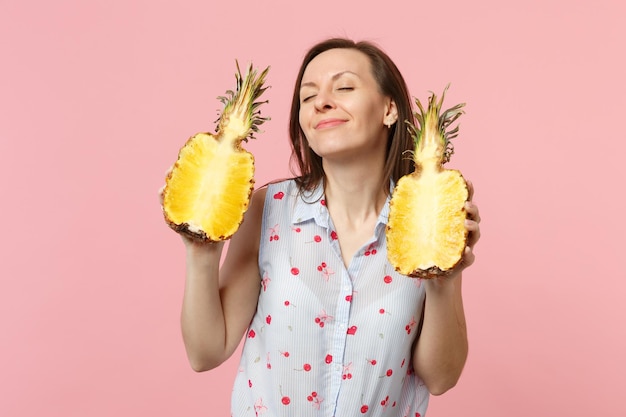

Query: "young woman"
left=166, top=38, right=481, bottom=416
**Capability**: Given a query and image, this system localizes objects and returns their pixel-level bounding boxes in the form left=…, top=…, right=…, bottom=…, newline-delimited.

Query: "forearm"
left=180, top=241, right=229, bottom=371
left=413, top=275, right=468, bottom=395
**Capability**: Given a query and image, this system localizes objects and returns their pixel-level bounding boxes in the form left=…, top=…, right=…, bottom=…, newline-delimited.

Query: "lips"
left=315, top=118, right=346, bottom=129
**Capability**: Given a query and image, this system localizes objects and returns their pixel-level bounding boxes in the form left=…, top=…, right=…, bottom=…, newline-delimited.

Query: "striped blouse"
left=230, top=179, right=429, bottom=417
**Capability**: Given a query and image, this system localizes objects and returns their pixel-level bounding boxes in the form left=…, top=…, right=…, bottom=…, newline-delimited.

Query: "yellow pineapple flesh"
left=162, top=63, right=270, bottom=241
left=387, top=86, right=467, bottom=278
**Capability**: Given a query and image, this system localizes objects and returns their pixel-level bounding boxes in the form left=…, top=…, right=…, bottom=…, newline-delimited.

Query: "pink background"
left=1, top=0, right=625, bottom=416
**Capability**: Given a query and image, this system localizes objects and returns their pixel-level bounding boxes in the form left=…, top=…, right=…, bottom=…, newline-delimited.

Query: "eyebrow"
left=300, top=71, right=359, bottom=89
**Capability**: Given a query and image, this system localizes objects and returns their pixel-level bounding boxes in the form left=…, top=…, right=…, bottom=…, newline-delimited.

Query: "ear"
left=383, top=98, right=398, bottom=127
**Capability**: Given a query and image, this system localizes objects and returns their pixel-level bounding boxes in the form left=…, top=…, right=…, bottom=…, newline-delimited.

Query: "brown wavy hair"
left=288, top=38, right=415, bottom=193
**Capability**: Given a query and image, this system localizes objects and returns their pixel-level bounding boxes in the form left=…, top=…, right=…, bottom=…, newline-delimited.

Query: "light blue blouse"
left=230, top=179, right=429, bottom=416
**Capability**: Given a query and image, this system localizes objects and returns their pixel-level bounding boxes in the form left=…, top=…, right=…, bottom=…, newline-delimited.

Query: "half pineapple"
left=162, top=63, right=270, bottom=241
left=387, top=86, right=467, bottom=278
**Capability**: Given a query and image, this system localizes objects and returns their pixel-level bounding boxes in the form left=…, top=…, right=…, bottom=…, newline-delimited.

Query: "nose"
left=313, top=88, right=335, bottom=111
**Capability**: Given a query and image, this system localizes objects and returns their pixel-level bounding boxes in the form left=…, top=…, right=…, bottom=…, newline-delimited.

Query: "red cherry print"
left=318, top=262, right=335, bottom=282
left=320, top=199, right=326, bottom=206
left=248, top=379, right=252, bottom=388
left=379, top=308, right=385, bottom=314
left=367, top=358, right=377, bottom=365
left=416, top=413, right=421, bottom=417
left=361, top=405, right=369, bottom=413
left=386, top=369, right=393, bottom=377
left=248, top=329, right=256, bottom=338
left=347, top=325, right=357, bottom=335
left=401, top=358, right=406, bottom=367
left=316, top=310, right=333, bottom=327
left=278, top=385, right=290, bottom=405
left=291, top=267, right=299, bottom=275
left=307, top=391, right=320, bottom=403
left=364, top=244, right=377, bottom=256
left=306, top=235, right=322, bottom=244
left=266, top=315, right=272, bottom=324
left=303, top=363, right=311, bottom=371
left=292, top=227, right=301, bottom=233
left=261, top=274, right=271, bottom=292
left=345, top=295, right=352, bottom=302
left=330, top=230, right=338, bottom=240
left=406, top=316, right=417, bottom=334
left=273, top=191, right=284, bottom=200
left=284, top=300, right=290, bottom=306
left=281, top=351, right=290, bottom=357
left=268, top=224, right=279, bottom=241
left=325, top=354, right=333, bottom=364
left=383, top=275, right=393, bottom=284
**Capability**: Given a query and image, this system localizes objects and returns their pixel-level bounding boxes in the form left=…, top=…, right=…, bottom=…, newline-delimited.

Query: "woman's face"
left=298, top=48, right=396, bottom=163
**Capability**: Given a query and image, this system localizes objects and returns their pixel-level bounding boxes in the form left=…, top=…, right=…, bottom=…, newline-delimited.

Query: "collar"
left=291, top=180, right=394, bottom=229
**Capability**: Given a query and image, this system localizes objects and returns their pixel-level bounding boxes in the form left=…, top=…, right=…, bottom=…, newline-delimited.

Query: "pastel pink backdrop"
left=1, top=0, right=624, bottom=416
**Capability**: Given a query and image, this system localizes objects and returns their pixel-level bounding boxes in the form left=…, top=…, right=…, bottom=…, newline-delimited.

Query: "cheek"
left=351, top=96, right=384, bottom=122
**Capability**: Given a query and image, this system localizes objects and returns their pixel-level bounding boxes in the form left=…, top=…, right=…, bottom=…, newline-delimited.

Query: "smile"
left=315, top=119, right=346, bottom=129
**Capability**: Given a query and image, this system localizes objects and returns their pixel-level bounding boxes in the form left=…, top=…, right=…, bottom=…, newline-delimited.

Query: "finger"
left=158, top=185, right=166, bottom=205
left=462, top=246, right=475, bottom=268
left=466, top=180, right=474, bottom=202
left=465, top=219, right=481, bottom=247
left=464, top=201, right=481, bottom=223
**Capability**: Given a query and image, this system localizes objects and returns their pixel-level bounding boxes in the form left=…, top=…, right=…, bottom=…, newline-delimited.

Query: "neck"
left=322, top=161, right=388, bottom=225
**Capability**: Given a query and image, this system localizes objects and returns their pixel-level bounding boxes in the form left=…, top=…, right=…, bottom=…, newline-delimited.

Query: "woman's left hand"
left=449, top=180, right=481, bottom=279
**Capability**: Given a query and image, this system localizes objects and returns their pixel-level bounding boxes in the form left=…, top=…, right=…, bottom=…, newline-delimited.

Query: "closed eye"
left=302, top=95, right=316, bottom=103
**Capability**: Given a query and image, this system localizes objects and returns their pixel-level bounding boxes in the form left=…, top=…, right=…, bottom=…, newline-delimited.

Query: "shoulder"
left=259, top=178, right=302, bottom=202
left=249, top=179, right=299, bottom=218
left=265, top=178, right=298, bottom=191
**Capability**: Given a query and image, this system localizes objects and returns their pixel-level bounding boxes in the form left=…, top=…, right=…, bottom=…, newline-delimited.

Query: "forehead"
left=302, top=48, right=373, bottom=82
